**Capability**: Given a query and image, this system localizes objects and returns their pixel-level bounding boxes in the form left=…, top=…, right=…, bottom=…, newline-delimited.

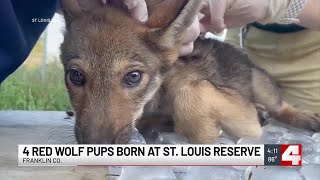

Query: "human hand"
left=179, top=16, right=201, bottom=57
left=109, top=0, right=200, bottom=57
left=107, top=0, right=148, bottom=22
left=121, top=0, right=149, bottom=22
left=199, top=0, right=270, bottom=33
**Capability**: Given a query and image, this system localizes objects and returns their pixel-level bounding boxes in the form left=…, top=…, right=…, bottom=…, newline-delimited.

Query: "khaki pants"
left=226, top=27, right=320, bottom=113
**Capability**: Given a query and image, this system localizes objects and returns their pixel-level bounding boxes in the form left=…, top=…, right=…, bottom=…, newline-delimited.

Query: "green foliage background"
left=0, top=39, right=71, bottom=110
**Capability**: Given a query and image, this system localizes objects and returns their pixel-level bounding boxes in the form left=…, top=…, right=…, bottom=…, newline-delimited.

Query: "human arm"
left=199, top=0, right=320, bottom=33
left=296, top=0, right=320, bottom=30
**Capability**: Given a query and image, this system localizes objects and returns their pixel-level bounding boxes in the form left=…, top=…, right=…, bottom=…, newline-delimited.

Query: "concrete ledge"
left=0, top=111, right=111, bottom=180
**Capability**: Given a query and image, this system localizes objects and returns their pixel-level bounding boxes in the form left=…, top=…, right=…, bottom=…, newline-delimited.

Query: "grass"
left=0, top=62, right=71, bottom=111
left=0, top=38, right=71, bottom=111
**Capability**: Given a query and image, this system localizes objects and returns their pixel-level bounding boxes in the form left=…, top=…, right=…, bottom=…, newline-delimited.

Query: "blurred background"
left=0, top=13, right=71, bottom=111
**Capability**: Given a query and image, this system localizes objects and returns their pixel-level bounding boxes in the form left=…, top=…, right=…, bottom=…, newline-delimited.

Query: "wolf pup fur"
left=60, top=0, right=320, bottom=144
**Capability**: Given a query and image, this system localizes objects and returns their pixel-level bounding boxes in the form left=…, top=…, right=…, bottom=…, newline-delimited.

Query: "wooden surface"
left=0, top=111, right=114, bottom=180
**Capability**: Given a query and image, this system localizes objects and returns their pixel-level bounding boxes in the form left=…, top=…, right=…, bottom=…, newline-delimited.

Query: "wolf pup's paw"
left=288, top=110, right=320, bottom=132
left=255, top=103, right=270, bottom=127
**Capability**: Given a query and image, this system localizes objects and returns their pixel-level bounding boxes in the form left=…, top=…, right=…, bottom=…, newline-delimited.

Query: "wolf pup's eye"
left=124, top=71, right=142, bottom=87
left=69, top=69, right=85, bottom=86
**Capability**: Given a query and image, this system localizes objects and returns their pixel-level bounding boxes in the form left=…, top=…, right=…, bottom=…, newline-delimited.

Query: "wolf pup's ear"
left=60, top=0, right=105, bottom=29
left=146, top=0, right=202, bottom=64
